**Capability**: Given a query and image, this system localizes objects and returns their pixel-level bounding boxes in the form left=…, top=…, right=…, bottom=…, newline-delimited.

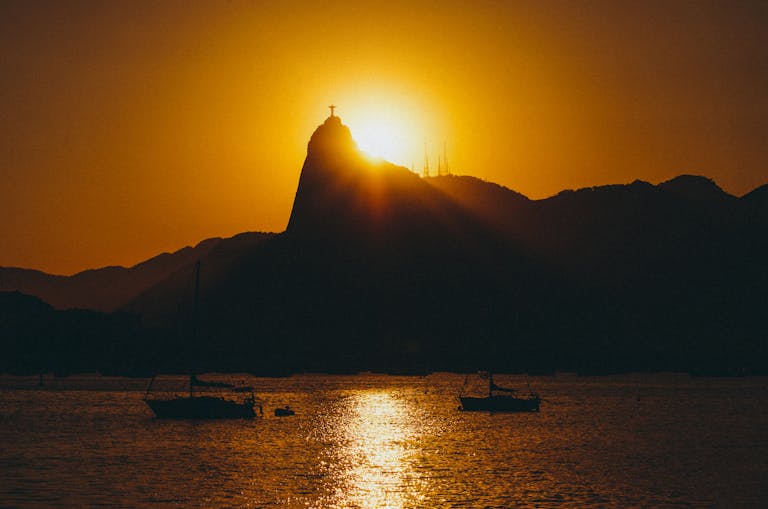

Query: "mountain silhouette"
left=742, top=183, right=768, bottom=204
left=286, top=114, right=510, bottom=258
left=742, top=184, right=768, bottom=223
left=657, top=174, right=732, bottom=202
left=0, top=290, right=144, bottom=375
left=0, top=232, right=271, bottom=311
left=2, top=114, right=767, bottom=376
left=124, top=114, right=550, bottom=373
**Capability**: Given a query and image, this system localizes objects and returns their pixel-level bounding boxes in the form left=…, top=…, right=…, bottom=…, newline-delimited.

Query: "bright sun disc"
left=353, top=119, right=407, bottom=165
left=336, top=92, right=436, bottom=171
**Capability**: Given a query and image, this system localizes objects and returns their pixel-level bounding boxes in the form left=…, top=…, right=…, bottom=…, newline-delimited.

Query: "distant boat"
left=274, top=405, right=295, bottom=417
left=458, top=372, right=541, bottom=412
left=143, top=261, right=261, bottom=419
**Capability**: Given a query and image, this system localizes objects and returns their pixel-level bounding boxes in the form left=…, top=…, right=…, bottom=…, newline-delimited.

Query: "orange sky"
left=2, top=0, right=767, bottom=275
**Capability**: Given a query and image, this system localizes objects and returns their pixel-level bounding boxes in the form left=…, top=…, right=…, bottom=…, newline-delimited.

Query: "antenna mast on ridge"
left=443, top=141, right=450, bottom=175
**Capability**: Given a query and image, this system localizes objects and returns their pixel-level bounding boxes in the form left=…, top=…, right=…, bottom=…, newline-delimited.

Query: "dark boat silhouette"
left=459, top=372, right=541, bottom=412
left=144, top=375, right=261, bottom=419
left=274, top=405, right=295, bottom=417
left=143, top=262, right=261, bottom=419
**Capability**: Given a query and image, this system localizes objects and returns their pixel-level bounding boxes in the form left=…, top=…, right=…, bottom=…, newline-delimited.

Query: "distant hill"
left=0, top=232, right=272, bottom=312
left=742, top=183, right=768, bottom=204
left=429, top=173, right=766, bottom=278
left=0, top=291, right=147, bottom=375
left=742, top=183, right=768, bottom=223
left=657, top=174, right=733, bottom=202
left=424, top=175, right=531, bottom=237
left=122, top=231, right=275, bottom=327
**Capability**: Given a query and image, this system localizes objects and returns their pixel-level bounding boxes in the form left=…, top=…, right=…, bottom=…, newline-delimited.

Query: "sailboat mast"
left=190, top=260, right=201, bottom=398
left=193, top=260, right=200, bottom=325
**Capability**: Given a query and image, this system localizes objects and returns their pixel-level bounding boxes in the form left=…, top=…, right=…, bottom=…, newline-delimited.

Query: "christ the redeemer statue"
left=329, top=104, right=336, bottom=117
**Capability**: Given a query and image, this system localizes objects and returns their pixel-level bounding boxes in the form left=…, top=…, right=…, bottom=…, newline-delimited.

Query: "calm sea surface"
left=1, top=373, right=766, bottom=508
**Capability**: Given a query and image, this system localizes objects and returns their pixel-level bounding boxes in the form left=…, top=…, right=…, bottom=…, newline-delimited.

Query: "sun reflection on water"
left=328, top=390, right=426, bottom=509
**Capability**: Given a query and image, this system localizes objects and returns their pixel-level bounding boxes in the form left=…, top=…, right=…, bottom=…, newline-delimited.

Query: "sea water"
left=1, top=373, right=766, bottom=508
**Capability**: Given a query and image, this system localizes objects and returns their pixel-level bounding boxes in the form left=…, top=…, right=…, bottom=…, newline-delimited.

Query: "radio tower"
left=443, top=141, right=449, bottom=175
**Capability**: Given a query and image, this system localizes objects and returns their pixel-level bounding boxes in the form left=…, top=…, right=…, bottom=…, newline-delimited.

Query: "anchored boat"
left=144, top=374, right=261, bottom=419
left=143, top=261, right=262, bottom=419
left=459, top=372, right=541, bottom=412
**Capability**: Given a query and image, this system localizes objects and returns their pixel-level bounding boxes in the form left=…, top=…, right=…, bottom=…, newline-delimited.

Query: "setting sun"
left=332, top=93, right=438, bottom=171
left=351, top=116, right=409, bottom=166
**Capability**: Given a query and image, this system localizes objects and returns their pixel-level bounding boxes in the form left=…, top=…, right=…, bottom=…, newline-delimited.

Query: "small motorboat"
left=274, top=405, right=295, bottom=417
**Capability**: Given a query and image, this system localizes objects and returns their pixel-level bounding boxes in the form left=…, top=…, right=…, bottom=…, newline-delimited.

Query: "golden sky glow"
left=1, top=1, right=767, bottom=274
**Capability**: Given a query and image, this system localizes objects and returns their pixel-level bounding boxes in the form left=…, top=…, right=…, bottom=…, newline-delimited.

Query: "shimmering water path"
left=1, top=373, right=766, bottom=508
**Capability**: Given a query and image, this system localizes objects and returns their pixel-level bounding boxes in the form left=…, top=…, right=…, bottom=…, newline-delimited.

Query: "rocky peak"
left=305, top=115, right=359, bottom=166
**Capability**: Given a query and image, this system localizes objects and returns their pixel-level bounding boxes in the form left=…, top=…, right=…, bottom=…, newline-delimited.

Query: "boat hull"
left=459, top=395, right=540, bottom=412
left=145, top=396, right=256, bottom=419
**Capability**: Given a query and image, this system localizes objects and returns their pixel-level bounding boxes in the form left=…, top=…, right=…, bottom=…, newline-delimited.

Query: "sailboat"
left=458, top=372, right=541, bottom=412
left=144, top=374, right=261, bottom=419
left=143, top=261, right=261, bottom=419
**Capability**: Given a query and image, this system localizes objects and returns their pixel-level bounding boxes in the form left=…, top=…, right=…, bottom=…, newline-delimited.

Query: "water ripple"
left=0, top=373, right=766, bottom=507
